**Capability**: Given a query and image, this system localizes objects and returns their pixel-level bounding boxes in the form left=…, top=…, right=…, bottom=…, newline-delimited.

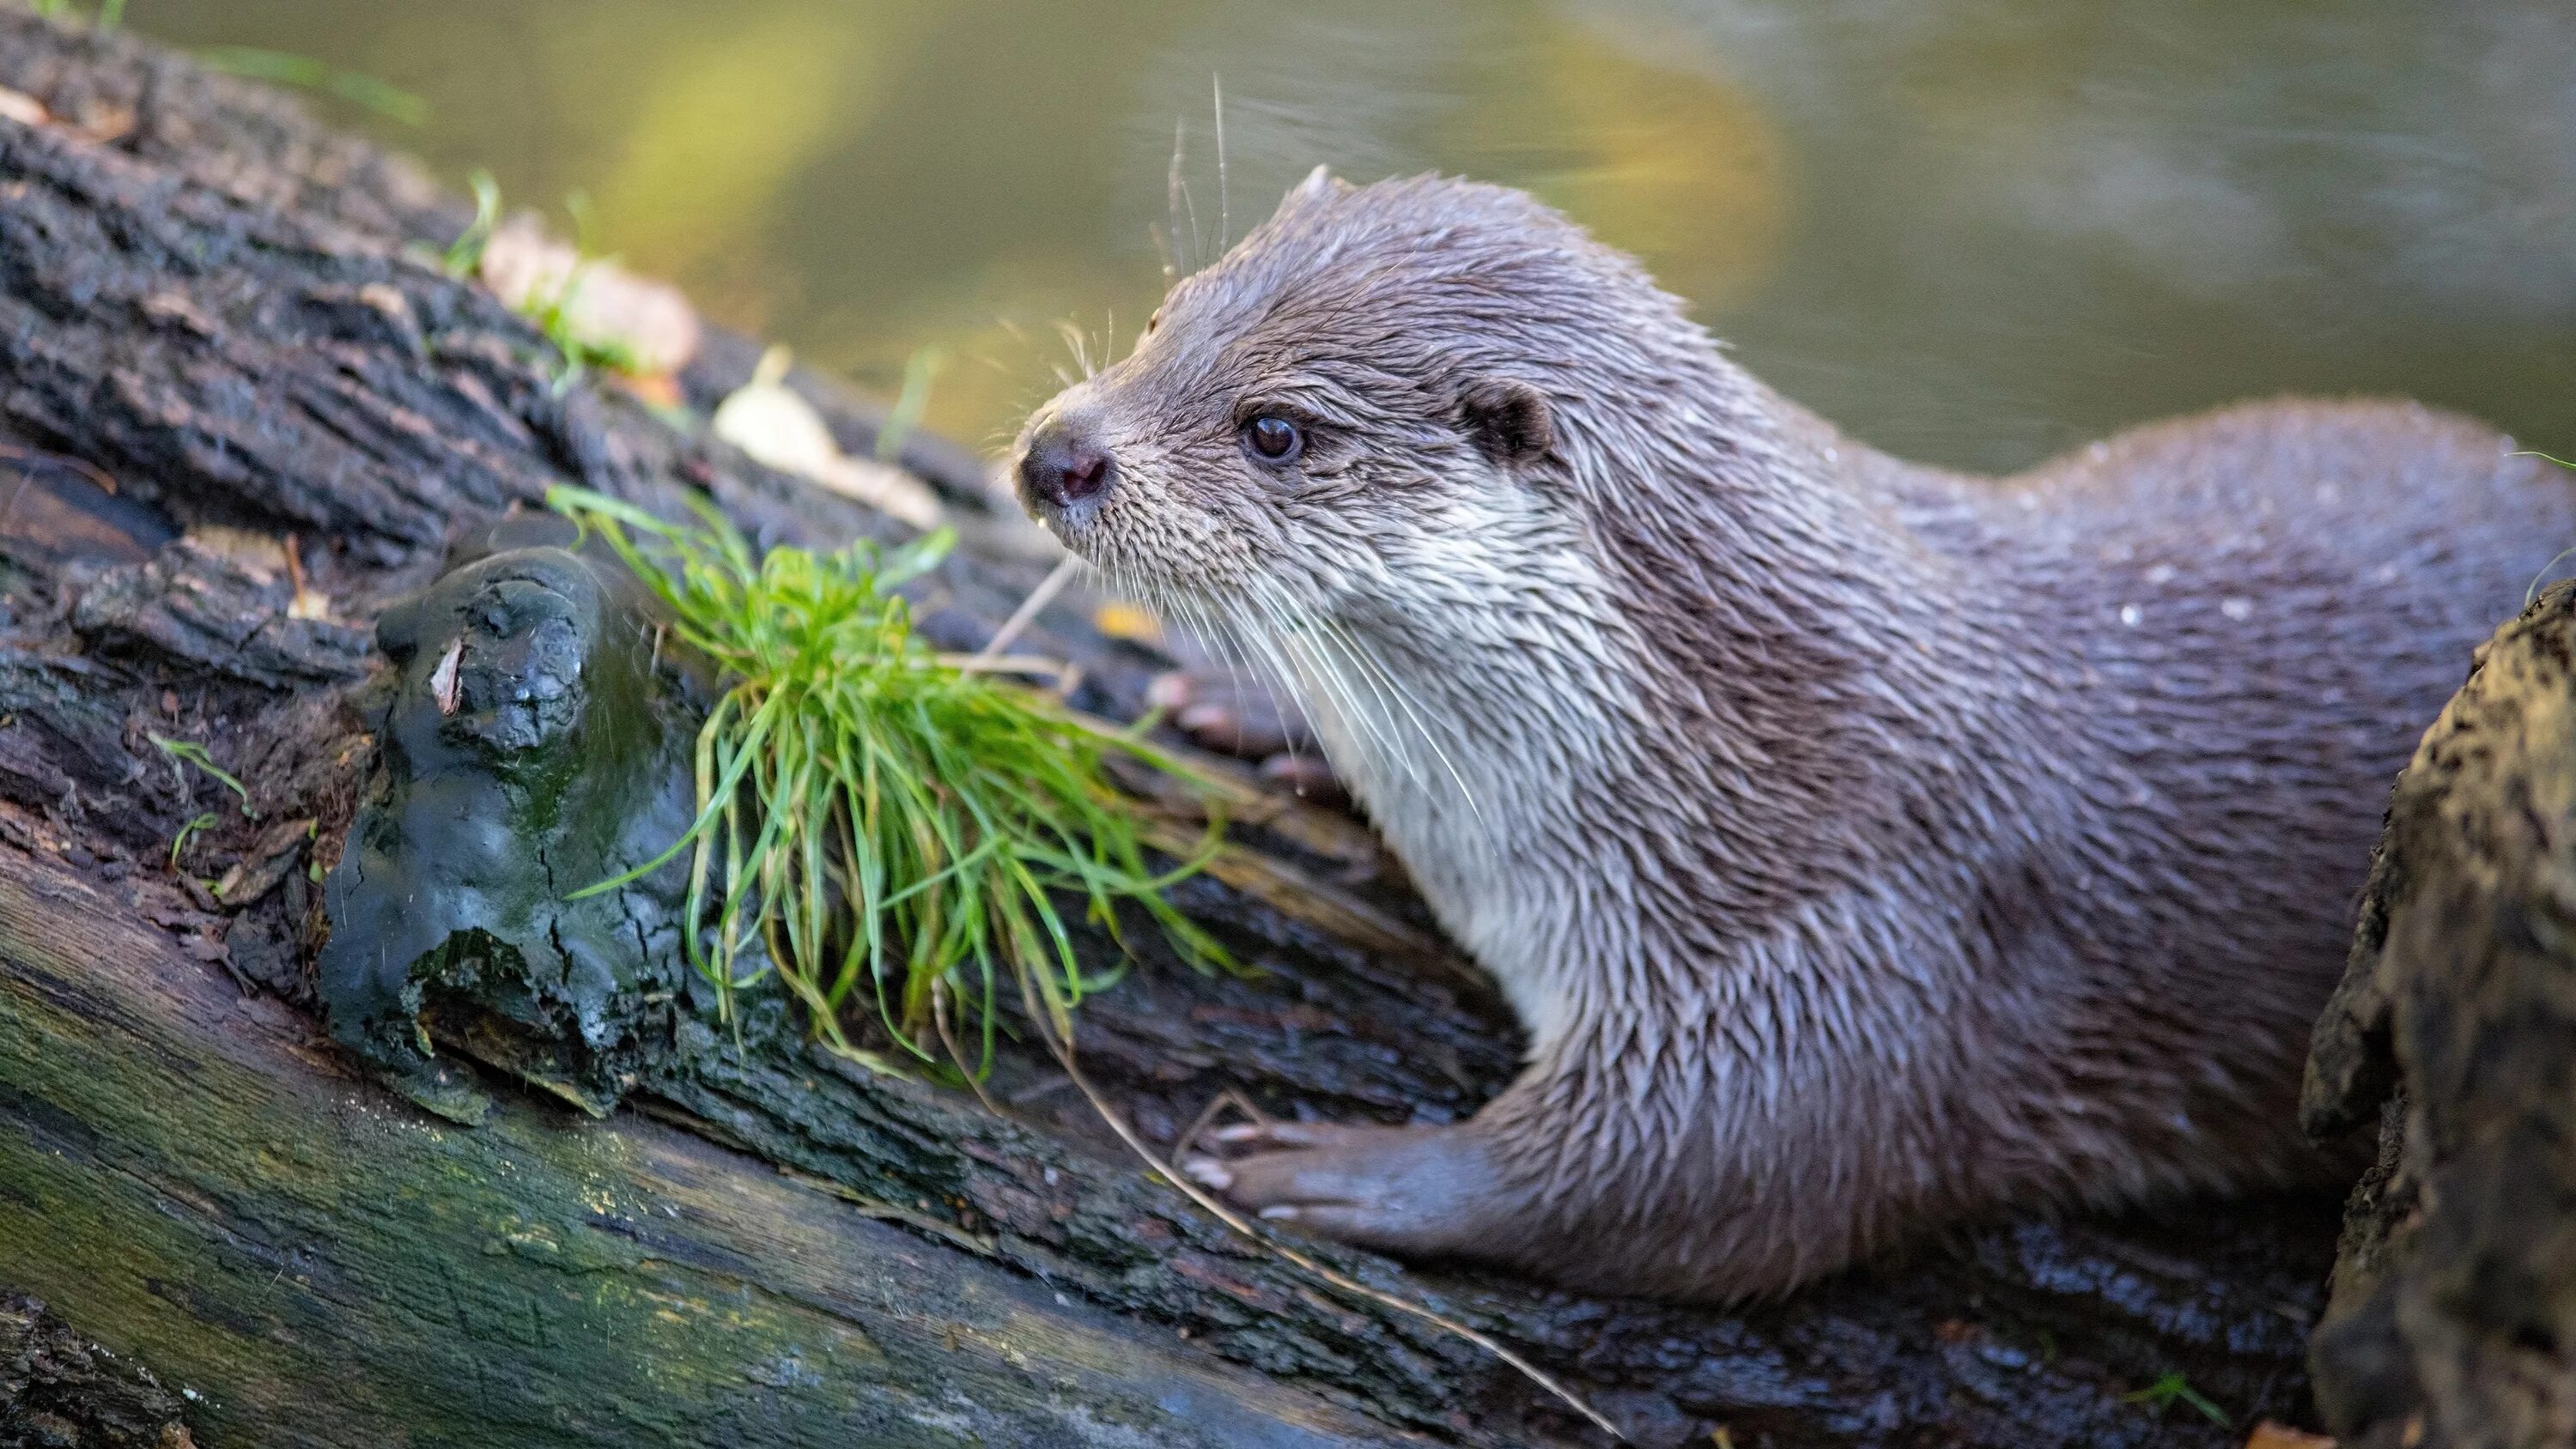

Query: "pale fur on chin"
left=1017, top=171, right=2576, bottom=1300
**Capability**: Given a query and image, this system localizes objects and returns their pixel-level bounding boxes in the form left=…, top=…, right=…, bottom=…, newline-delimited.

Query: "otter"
left=1007, top=168, right=2575, bottom=1301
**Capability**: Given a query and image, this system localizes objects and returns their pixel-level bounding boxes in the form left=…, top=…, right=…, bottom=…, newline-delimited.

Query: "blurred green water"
left=131, top=0, right=2573, bottom=470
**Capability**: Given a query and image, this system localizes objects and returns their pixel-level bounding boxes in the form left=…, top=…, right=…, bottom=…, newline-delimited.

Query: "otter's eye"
left=1243, top=415, right=1303, bottom=464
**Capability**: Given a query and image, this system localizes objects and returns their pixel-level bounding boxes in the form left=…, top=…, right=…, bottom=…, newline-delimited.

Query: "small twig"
left=1178, top=1086, right=1273, bottom=1160
left=0, top=442, right=118, bottom=494
left=1047, top=660, right=1084, bottom=706
left=1014, top=968, right=1624, bottom=1440
left=973, top=552, right=1082, bottom=669
left=1005, top=1073, right=1078, bottom=1106
left=930, top=652, right=1070, bottom=682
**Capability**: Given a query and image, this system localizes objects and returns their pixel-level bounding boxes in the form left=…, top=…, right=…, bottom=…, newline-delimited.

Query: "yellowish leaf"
left=1091, top=602, right=1163, bottom=646
left=2245, top=1422, right=2335, bottom=1449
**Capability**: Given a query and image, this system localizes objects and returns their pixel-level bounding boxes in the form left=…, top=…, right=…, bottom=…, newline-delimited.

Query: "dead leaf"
left=2245, top=1422, right=2335, bottom=1449
left=73, top=102, right=135, bottom=142
left=1092, top=601, right=1163, bottom=646
left=429, top=638, right=464, bottom=716
left=0, top=87, right=50, bottom=128
left=711, top=348, right=943, bottom=530
left=710, top=350, right=844, bottom=476
left=283, top=534, right=331, bottom=621
left=478, top=215, right=700, bottom=375
left=211, top=816, right=318, bottom=908
left=618, top=371, right=684, bottom=409
left=185, top=526, right=288, bottom=583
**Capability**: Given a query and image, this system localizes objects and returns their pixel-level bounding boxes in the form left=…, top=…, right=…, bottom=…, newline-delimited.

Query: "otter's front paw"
left=1180, top=1120, right=1506, bottom=1258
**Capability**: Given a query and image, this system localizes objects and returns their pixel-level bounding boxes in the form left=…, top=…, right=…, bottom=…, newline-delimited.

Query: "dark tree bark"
left=2304, top=580, right=2576, bottom=1449
left=1, top=1293, right=193, bottom=1448
left=0, top=13, right=2342, bottom=1448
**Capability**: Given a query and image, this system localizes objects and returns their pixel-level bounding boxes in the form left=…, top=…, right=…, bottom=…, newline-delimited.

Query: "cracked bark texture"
left=2303, top=580, right=2576, bottom=1449
left=0, top=13, right=2344, bottom=1448
left=0, top=1293, right=193, bottom=1448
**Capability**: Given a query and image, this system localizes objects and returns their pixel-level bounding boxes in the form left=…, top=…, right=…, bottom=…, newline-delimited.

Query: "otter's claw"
left=1181, top=1119, right=1507, bottom=1257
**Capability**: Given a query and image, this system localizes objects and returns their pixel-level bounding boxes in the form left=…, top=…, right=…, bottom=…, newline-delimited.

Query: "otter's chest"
left=1296, top=674, right=1603, bottom=1048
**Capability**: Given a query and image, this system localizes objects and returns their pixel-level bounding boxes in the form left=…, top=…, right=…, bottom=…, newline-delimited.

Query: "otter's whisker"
left=1175, top=141, right=1204, bottom=272
left=1200, top=604, right=1268, bottom=722
left=1167, top=116, right=1194, bottom=276
left=1225, top=602, right=1321, bottom=779
left=1228, top=597, right=1329, bottom=751
left=1309, top=617, right=1473, bottom=813
left=1182, top=591, right=1328, bottom=780
left=1319, top=623, right=1474, bottom=816
left=1316, top=616, right=1484, bottom=820
left=1053, top=319, right=1095, bottom=381
left=1219, top=588, right=1318, bottom=740
left=1266, top=602, right=1408, bottom=783
left=1212, top=73, right=1230, bottom=249
left=1247, top=577, right=1467, bottom=811
left=1169, top=592, right=1245, bottom=701
left=1103, top=576, right=1261, bottom=755
left=1255, top=591, right=1421, bottom=796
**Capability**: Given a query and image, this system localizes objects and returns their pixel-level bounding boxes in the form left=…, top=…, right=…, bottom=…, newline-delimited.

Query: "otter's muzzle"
left=1017, top=418, right=1115, bottom=516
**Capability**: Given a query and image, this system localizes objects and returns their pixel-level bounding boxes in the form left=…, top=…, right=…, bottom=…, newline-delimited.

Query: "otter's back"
left=1966, top=399, right=2575, bottom=1194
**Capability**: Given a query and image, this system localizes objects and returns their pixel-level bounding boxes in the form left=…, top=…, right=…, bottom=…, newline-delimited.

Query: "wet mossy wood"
left=0, top=852, right=1417, bottom=1449
left=0, top=13, right=2346, bottom=1449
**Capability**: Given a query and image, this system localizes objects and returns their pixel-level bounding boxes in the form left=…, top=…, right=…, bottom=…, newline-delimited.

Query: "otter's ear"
left=1459, top=378, right=1554, bottom=464
left=1282, top=165, right=1351, bottom=212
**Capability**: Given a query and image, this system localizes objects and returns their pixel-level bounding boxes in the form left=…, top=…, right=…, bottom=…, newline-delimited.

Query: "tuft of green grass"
left=526, top=264, right=642, bottom=395
left=168, top=810, right=216, bottom=870
left=525, top=191, right=644, bottom=392
left=150, top=734, right=252, bottom=816
left=550, top=486, right=1229, bottom=1075
left=197, top=46, right=428, bottom=126
left=875, top=345, right=945, bottom=464
left=2121, top=1372, right=2229, bottom=1428
left=422, top=170, right=634, bottom=391
left=29, top=0, right=118, bottom=25
left=440, top=167, right=502, bottom=279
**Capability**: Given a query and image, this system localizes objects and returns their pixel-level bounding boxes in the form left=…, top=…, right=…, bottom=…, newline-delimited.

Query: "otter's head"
left=1011, top=171, right=1710, bottom=638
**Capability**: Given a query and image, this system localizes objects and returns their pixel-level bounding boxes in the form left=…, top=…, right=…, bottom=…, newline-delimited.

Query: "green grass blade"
left=549, top=488, right=1230, bottom=1072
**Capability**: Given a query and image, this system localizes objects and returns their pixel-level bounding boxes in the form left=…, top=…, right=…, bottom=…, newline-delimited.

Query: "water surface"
left=137, top=0, right=2575, bottom=470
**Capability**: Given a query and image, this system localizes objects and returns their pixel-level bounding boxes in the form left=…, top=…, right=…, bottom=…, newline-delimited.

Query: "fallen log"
left=0, top=12, right=2338, bottom=1447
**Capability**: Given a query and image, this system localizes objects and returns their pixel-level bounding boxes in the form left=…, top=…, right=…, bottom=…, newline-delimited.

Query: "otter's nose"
left=1018, top=421, right=1116, bottom=512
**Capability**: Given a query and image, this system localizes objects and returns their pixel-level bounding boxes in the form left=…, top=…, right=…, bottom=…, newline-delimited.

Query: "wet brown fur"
left=1013, top=172, right=2576, bottom=1300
